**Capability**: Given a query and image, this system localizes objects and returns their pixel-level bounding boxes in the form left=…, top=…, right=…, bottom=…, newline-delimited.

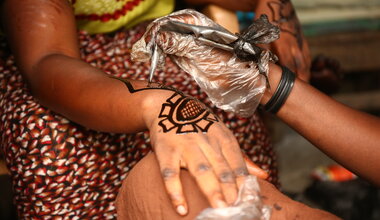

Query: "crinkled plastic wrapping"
left=132, top=9, right=278, bottom=117
left=196, top=175, right=271, bottom=220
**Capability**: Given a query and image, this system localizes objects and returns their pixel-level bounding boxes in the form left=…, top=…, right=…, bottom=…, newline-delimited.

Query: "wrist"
left=260, top=63, right=282, bottom=105
left=260, top=64, right=296, bottom=114
left=141, top=89, right=176, bottom=129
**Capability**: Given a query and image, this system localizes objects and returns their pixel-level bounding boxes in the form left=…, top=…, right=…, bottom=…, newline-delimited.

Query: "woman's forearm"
left=263, top=64, right=380, bottom=185
left=282, top=78, right=380, bottom=185
left=31, top=54, right=162, bottom=133
left=1, top=0, right=173, bottom=134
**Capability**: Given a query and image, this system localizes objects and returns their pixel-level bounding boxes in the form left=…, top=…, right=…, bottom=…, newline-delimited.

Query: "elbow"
left=21, top=53, right=72, bottom=107
left=20, top=54, right=56, bottom=103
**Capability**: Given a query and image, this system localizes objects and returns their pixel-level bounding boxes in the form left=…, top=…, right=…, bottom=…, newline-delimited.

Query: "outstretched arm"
left=1, top=0, right=268, bottom=215
left=262, top=64, right=380, bottom=186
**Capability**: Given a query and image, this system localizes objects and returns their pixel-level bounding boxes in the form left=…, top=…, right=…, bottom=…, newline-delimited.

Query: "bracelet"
left=262, top=66, right=296, bottom=114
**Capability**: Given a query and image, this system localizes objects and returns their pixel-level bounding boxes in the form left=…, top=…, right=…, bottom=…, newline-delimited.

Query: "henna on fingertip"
left=218, top=171, right=235, bottom=183
left=196, top=163, right=211, bottom=173
left=161, top=168, right=179, bottom=180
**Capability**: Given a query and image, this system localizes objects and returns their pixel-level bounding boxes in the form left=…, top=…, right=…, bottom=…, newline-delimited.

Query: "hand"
left=254, top=0, right=311, bottom=81
left=136, top=10, right=272, bottom=117
left=141, top=89, right=267, bottom=215
left=269, top=29, right=311, bottom=81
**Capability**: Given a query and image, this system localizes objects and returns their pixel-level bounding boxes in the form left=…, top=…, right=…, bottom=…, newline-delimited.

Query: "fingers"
left=182, top=143, right=229, bottom=208
left=156, top=31, right=199, bottom=56
left=274, top=44, right=297, bottom=72
left=217, top=126, right=269, bottom=185
left=144, top=13, right=195, bottom=44
left=154, top=145, right=188, bottom=215
left=217, top=128, right=250, bottom=188
left=153, top=121, right=258, bottom=212
left=199, top=138, right=238, bottom=205
left=170, top=14, right=196, bottom=25
left=290, top=46, right=310, bottom=81
left=272, top=35, right=311, bottom=81
left=301, top=38, right=312, bottom=71
left=242, top=153, right=269, bottom=179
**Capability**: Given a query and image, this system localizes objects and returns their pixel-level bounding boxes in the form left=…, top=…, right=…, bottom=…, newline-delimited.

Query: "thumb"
left=242, top=153, right=269, bottom=180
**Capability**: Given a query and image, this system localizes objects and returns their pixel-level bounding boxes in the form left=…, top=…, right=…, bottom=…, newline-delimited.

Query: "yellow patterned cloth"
left=69, top=0, right=174, bottom=34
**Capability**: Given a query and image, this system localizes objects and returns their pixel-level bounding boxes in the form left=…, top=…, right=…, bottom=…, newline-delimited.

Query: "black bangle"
left=263, top=66, right=296, bottom=114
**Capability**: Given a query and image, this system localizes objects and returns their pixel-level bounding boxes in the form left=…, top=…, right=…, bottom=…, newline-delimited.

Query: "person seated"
left=0, top=0, right=312, bottom=218
left=115, top=153, right=339, bottom=219
left=116, top=9, right=380, bottom=217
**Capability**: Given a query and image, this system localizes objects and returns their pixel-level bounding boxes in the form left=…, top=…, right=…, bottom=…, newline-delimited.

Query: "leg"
left=116, top=153, right=209, bottom=220
left=116, top=153, right=340, bottom=220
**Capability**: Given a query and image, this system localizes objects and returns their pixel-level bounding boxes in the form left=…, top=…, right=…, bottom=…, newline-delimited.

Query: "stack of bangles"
left=262, top=66, right=296, bottom=114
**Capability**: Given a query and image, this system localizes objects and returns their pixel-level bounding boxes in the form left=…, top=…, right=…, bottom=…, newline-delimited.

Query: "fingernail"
left=177, top=205, right=187, bottom=215
left=216, top=200, right=227, bottom=208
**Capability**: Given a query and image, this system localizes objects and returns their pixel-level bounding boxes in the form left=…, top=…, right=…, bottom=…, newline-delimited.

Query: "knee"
left=116, top=153, right=209, bottom=220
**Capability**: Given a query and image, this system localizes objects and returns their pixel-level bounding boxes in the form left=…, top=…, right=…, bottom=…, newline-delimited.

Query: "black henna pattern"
left=110, top=76, right=182, bottom=94
left=111, top=76, right=219, bottom=134
left=158, top=93, right=219, bottom=134
left=161, top=168, right=178, bottom=180
left=267, top=0, right=303, bottom=49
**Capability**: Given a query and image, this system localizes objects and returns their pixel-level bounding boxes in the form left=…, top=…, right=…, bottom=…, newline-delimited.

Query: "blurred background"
left=1, top=0, right=380, bottom=219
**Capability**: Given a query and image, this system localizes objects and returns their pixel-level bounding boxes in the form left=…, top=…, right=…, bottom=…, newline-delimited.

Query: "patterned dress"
left=0, top=2, right=278, bottom=219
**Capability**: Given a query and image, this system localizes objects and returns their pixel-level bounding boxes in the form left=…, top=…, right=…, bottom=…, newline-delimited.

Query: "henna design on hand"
left=267, top=0, right=303, bottom=49
left=158, top=93, right=219, bottom=134
left=111, top=76, right=219, bottom=134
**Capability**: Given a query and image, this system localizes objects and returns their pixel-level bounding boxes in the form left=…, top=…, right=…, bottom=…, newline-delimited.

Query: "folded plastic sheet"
left=195, top=175, right=271, bottom=220
left=132, top=9, right=279, bottom=117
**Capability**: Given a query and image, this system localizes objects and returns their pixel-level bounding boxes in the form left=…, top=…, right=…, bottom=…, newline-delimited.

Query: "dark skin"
left=1, top=0, right=343, bottom=217
left=256, top=0, right=311, bottom=82
left=261, top=64, right=380, bottom=186
left=117, top=153, right=340, bottom=220
left=1, top=0, right=268, bottom=216
left=153, top=8, right=380, bottom=186
left=184, top=0, right=380, bottom=187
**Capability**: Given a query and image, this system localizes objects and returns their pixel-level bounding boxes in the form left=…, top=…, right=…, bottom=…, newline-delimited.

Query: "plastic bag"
left=131, top=9, right=279, bottom=117
left=195, top=175, right=271, bottom=220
